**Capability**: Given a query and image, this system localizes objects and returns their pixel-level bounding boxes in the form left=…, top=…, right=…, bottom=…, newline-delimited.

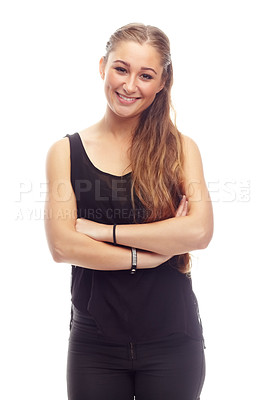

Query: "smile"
left=116, top=92, right=140, bottom=103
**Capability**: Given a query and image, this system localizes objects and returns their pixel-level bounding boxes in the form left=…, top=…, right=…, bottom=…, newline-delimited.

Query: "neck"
left=100, top=106, right=140, bottom=142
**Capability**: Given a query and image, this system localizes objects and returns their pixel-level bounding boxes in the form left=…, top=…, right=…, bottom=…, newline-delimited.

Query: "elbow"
left=49, top=240, right=69, bottom=263
left=51, top=248, right=64, bottom=263
left=45, top=224, right=77, bottom=264
left=197, top=224, right=213, bottom=250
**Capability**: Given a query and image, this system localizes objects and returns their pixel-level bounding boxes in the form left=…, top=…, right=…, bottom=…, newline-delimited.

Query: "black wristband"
left=131, top=248, right=137, bottom=274
left=113, top=224, right=117, bottom=245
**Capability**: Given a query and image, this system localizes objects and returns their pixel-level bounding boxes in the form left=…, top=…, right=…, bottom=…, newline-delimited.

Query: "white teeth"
left=117, top=93, right=136, bottom=102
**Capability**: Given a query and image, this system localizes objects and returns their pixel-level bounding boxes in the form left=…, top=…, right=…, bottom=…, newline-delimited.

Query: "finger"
left=175, top=195, right=186, bottom=217
left=181, top=200, right=188, bottom=217
left=75, top=218, right=84, bottom=231
left=179, top=198, right=187, bottom=217
left=175, top=196, right=185, bottom=216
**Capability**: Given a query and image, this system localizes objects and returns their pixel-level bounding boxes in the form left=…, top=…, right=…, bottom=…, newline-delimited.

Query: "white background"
left=1, top=0, right=265, bottom=399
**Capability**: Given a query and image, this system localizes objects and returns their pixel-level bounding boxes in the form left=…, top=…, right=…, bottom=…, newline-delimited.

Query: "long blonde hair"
left=105, top=23, right=190, bottom=273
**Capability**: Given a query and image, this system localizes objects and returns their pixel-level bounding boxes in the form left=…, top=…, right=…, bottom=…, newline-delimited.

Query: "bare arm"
left=76, top=135, right=213, bottom=256
left=44, top=138, right=171, bottom=270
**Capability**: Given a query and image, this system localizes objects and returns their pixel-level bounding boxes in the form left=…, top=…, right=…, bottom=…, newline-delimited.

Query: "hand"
left=175, top=195, right=188, bottom=217
left=75, top=218, right=111, bottom=242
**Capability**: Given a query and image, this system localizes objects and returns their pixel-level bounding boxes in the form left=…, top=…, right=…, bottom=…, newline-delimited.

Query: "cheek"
left=103, top=75, right=115, bottom=100
left=142, top=85, right=159, bottom=101
left=105, top=71, right=120, bottom=91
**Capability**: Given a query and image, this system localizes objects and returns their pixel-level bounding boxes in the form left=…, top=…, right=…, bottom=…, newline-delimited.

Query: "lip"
left=115, top=92, right=141, bottom=105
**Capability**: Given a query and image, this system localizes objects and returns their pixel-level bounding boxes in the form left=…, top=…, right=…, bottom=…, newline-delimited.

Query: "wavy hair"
left=105, top=23, right=190, bottom=273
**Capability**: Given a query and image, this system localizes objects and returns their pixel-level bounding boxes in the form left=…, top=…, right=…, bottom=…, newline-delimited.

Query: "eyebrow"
left=113, top=60, right=157, bottom=75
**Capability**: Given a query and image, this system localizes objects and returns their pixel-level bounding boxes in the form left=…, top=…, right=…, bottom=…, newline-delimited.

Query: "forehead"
left=107, top=41, right=163, bottom=70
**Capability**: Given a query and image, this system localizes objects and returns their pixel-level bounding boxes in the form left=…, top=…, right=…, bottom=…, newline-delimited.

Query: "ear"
left=99, top=56, right=106, bottom=80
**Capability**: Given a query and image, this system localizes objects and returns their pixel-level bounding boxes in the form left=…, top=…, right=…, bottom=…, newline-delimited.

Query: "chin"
left=108, top=103, right=141, bottom=119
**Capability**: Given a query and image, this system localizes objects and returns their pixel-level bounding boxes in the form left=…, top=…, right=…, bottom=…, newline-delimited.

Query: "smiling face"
left=100, top=41, right=165, bottom=119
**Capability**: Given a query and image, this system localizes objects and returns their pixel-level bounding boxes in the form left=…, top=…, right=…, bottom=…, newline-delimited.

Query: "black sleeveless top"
left=66, top=132, right=204, bottom=344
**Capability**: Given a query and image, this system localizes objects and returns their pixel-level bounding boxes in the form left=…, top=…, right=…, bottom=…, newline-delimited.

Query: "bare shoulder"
left=180, top=133, right=203, bottom=169
left=179, top=133, right=210, bottom=203
left=181, top=134, right=201, bottom=155
left=47, top=137, right=70, bottom=157
left=46, top=137, right=71, bottom=179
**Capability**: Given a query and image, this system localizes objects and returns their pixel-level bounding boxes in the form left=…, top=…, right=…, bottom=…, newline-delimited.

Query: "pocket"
left=71, top=307, right=100, bottom=340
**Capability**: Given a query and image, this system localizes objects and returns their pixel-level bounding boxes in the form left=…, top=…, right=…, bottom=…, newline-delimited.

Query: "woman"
left=45, top=23, right=213, bottom=400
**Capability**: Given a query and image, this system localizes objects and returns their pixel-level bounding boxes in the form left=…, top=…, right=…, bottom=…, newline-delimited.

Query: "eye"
left=141, top=73, right=153, bottom=80
left=114, top=67, right=127, bottom=74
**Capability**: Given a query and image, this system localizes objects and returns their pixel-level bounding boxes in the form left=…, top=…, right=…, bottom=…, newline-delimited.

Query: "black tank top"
left=66, top=132, right=204, bottom=343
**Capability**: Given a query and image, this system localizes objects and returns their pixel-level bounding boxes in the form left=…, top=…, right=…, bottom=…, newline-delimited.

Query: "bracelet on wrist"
left=131, top=248, right=137, bottom=274
left=113, top=224, right=117, bottom=245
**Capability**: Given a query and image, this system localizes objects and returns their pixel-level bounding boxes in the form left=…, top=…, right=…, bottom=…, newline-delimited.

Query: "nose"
left=123, top=75, right=137, bottom=94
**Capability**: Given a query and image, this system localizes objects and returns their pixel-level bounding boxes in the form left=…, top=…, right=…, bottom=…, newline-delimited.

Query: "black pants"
left=67, top=306, right=205, bottom=400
